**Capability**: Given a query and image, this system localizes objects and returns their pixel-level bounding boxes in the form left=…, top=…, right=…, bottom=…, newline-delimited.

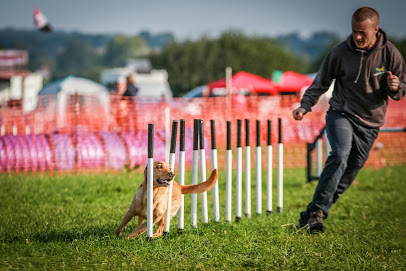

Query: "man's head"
left=352, top=7, right=379, bottom=50
left=126, top=75, right=135, bottom=84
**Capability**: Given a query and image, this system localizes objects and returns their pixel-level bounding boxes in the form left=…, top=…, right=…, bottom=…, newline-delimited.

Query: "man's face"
left=352, top=18, right=379, bottom=50
left=128, top=76, right=135, bottom=84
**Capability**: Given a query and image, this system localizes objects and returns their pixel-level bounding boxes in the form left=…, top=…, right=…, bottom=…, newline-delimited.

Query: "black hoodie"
left=301, top=28, right=406, bottom=128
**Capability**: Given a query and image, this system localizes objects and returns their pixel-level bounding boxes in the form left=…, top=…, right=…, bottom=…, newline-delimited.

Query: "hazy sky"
left=1, top=0, right=405, bottom=40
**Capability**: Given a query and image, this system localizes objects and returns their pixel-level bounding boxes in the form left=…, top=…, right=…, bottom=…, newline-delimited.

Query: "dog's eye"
left=157, top=165, right=163, bottom=169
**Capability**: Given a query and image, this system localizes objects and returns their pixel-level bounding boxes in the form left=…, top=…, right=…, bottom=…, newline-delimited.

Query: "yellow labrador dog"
left=116, top=161, right=218, bottom=238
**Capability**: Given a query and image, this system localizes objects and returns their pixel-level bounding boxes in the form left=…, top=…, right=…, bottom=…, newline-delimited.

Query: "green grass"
left=1, top=167, right=405, bottom=270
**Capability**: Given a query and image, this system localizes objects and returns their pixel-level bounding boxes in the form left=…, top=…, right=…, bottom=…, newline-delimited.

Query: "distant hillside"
left=0, top=27, right=337, bottom=63
left=276, top=31, right=340, bottom=60
left=0, top=28, right=175, bottom=80
left=0, top=28, right=344, bottom=84
left=0, top=28, right=174, bottom=58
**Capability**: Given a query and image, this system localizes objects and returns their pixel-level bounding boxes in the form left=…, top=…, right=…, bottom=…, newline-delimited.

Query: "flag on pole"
left=34, top=8, right=52, bottom=32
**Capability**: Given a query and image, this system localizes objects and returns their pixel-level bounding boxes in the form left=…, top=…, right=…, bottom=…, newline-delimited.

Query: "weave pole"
left=211, top=120, right=220, bottom=222
left=146, top=124, right=154, bottom=241
left=236, top=119, right=242, bottom=222
left=266, top=120, right=273, bottom=215
left=199, top=119, right=209, bottom=223
left=178, top=119, right=185, bottom=233
left=191, top=119, right=199, bottom=228
left=277, top=118, right=283, bottom=213
left=256, top=120, right=262, bottom=216
left=225, top=121, right=232, bottom=223
left=244, top=119, right=251, bottom=218
left=164, top=120, right=178, bottom=236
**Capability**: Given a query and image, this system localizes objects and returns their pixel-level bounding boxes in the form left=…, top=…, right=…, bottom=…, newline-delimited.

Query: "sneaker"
left=308, top=210, right=325, bottom=233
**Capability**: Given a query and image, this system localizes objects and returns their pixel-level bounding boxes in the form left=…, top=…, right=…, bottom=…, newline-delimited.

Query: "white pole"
left=211, top=149, right=219, bottom=221
left=178, top=119, right=185, bottom=232
left=178, top=150, right=185, bottom=230
left=244, top=119, right=251, bottom=218
left=225, top=121, right=232, bottom=223
left=191, top=120, right=199, bottom=228
left=146, top=124, right=154, bottom=240
left=266, top=144, right=273, bottom=214
left=256, top=146, right=262, bottom=215
left=226, top=149, right=232, bottom=222
left=191, top=149, right=198, bottom=228
left=164, top=121, right=178, bottom=235
left=211, top=120, right=220, bottom=222
left=256, top=120, right=262, bottom=216
left=199, top=120, right=208, bottom=223
left=236, top=120, right=242, bottom=222
left=200, top=148, right=208, bottom=223
left=164, top=152, right=176, bottom=233
left=147, top=157, right=154, bottom=239
left=236, top=147, right=242, bottom=221
left=277, top=143, right=283, bottom=213
left=266, top=120, right=272, bottom=215
left=245, top=145, right=251, bottom=218
left=277, top=119, right=283, bottom=213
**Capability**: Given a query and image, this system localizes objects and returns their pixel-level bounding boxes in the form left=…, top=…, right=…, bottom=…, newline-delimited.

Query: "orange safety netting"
left=1, top=94, right=405, bottom=174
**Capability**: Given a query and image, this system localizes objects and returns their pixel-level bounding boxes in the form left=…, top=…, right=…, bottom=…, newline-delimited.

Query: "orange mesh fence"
left=1, top=94, right=405, bottom=174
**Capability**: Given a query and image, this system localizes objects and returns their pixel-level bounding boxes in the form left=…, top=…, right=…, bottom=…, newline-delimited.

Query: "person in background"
left=292, top=7, right=405, bottom=233
left=122, top=74, right=139, bottom=97
left=114, top=75, right=138, bottom=131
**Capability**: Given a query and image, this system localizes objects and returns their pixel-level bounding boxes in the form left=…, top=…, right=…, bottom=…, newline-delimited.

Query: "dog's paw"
left=127, top=232, right=140, bottom=239
left=115, top=228, right=122, bottom=237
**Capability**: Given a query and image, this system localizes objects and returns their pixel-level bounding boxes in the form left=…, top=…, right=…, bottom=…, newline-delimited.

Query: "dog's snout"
left=169, top=172, right=174, bottom=178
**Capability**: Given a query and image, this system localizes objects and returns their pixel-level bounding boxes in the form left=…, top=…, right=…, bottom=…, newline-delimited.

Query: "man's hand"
left=387, top=71, right=399, bottom=91
left=292, top=107, right=307, bottom=121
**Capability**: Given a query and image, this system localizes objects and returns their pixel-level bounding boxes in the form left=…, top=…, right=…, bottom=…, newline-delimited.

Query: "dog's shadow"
left=3, top=226, right=116, bottom=244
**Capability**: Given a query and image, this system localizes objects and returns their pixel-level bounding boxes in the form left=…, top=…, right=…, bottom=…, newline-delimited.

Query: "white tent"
left=101, top=68, right=173, bottom=100
left=38, top=76, right=110, bottom=129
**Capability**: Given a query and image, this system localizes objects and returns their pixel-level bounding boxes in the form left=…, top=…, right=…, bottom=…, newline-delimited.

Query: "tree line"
left=1, top=28, right=405, bottom=97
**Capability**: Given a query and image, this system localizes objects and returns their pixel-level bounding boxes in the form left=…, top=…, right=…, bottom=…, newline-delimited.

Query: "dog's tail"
left=180, top=169, right=218, bottom=194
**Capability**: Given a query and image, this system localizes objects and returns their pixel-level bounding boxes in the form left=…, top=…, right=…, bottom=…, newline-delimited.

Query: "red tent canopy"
left=208, top=71, right=278, bottom=96
left=276, top=71, right=314, bottom=93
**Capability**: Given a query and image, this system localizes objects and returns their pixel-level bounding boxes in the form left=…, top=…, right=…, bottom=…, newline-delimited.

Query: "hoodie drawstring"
left=354, top=50, right=364, bottom=83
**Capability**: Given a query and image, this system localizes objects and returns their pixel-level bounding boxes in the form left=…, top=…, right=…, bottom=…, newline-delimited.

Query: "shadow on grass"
left=1, top=225, right=116, bottom=244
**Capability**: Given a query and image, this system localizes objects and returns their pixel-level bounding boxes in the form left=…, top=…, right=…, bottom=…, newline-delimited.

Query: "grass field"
left=1, top=166, right=405, bottom=270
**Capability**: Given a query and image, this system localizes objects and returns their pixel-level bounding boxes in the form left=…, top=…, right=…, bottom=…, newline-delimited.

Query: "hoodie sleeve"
left=300, top=50, right=337, bottom=112
left=386, top=43, right=406, bottom=101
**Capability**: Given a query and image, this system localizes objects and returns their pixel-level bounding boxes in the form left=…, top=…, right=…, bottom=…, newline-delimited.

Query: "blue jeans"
left=300, top=108, right=379, bottom=222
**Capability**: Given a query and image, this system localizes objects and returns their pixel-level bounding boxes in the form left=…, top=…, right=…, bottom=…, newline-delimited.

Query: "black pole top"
left=148, top=124, right=154, bottom=158
left=278, top=118, right=282, bottom=144
left=170, top=120, right=178, bottom=154
left=268, top=120, right=272, bottom=146
left=227, top=121, right=231, bottom=150
left=179, top=119, right=185, bottom=151
left=256, top=120, right=260, bottom=147
left=237, top=119, right=242, bottom=148
left=245, top=119, right=250, bottom=147
left=210, top=120, right=216, bottom=150
left=199, top=119, right=204, bottom=149
left=193, top=119, right=199, bottom=150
